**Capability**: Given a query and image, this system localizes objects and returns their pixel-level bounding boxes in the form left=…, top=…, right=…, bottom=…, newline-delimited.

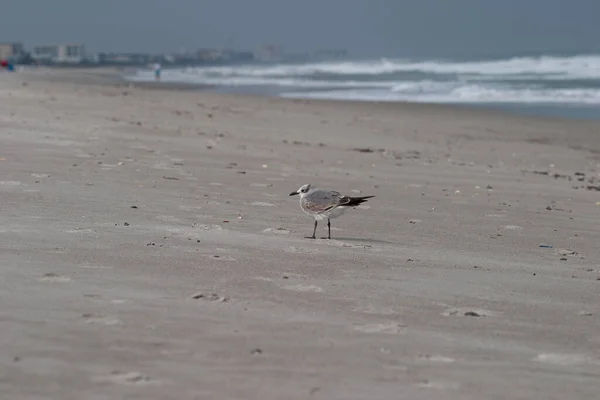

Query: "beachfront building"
left=32, top=45, right=59, bottom=62
left=59, top=44, right=85, bottom=63
left=256, top=44, right=282, bottom=62
left=221, top=50, right=255, bottom=63
left=32, top=44, right=86, bottom=63
left=0, top=42, right=25, bottom=61
left=197, top=49, right=223, bottom=61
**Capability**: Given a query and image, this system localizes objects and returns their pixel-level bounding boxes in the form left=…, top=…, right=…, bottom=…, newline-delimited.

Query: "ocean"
left=128, top=54, right=600, bottom=120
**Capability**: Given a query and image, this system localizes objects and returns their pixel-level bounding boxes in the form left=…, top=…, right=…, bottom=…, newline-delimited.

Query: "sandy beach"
left=1, top=68, right=600, bottom=399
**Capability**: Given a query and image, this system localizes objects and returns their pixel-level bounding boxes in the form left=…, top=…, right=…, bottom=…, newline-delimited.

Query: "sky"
left=2, top=0, right=600, bottom=57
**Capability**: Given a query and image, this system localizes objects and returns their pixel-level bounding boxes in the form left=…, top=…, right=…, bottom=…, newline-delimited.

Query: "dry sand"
left=1, top=68, right=600, bottom=399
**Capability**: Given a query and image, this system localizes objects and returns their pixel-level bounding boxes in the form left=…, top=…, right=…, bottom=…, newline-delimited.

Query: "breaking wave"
left=130, top=54, right=600, bottom=106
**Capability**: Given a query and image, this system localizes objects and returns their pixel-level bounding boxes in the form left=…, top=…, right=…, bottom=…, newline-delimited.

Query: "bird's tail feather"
left=345, top=196, right=375, bottom=206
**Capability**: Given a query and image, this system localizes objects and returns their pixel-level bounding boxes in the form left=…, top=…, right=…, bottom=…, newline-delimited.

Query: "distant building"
left=282, top=53, right=310, bottom=63
left=197, top=49, right=223, bottom=61
left=256, top=44, right=282, bottom=62
left=32, top=44, right=85, bottom=63
left=32, top=45, right=59, bottom=61
left=0, top=42, right=25, bottom=60
left=60, top=43, right=85, bottom=62
left=169, top=52, right=199, bottom=64
left=222, top=50, right=254, bottom=63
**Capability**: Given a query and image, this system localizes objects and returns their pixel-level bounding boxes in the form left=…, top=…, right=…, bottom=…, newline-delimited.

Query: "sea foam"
left=129, top=54, right=600, bottom=106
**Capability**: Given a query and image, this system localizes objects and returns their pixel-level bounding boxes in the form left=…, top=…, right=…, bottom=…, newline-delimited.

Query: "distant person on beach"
left=0, top=59, right=13, bottom=72
left=153, top=63, right=161, bottom=81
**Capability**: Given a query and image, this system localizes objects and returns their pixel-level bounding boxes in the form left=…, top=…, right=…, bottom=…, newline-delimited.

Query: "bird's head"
left=289, top=183, right=311, bottom=198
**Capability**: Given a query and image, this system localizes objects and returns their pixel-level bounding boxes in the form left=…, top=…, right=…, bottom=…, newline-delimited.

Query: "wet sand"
left=1, top=69, right=600, bottom=399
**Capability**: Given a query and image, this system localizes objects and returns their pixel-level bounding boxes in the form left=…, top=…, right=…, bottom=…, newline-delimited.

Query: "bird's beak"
left=289, top=191, right=299, bottom=196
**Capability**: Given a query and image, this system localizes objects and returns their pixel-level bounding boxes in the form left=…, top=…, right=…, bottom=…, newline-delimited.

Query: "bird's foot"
left=320, top=236, right=331, bottom=240
left=304, top=235, right=316, bottom=239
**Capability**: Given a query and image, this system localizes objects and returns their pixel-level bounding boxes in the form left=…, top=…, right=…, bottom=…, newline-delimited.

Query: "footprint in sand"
left=178, top=205, right=203, bottom=212
left=38, top=273, right=71, bottom=283
left=323, top=240, right=373, bottom=250
left=252, top=276, right=274, bottom=282
left=352, top=305, right=396, bottom=315
left=206, top=255, right=236, bottom=261
left=0, top=180, right=22, bottom=186
left=81, top=314, right=123, bottom=326
left=533, top=353, right=594, bottom=366
left=284, top=246, right=317, bottom=254
left=485, top=214, right=506, bottom=218
left=252, top=202, right=275, bottom=207
left=282, top=284, right=323, bottom=293
left=262, top=228, right=291, bottom=235
left=93, top=371, right=157, bottom=385
left=191, top=224, right=223, bottom=231
left=418, top=380, right=460, bottom=390
left=417, top=354, right=455, bottom=363
left=504, top=225, right=523, bottom=230
left=156, top=215, right=186, bottom=224
left=189, top=292, right=229, bottom=302
left=64, top=228, right=96, bottom=234
left=153, top=161, right=174, bottom=170
left=353, top=322, right=406, bottom=334
left=78, top=265, right=114, bottom=270
left=443, top=307, right=496, bottom=317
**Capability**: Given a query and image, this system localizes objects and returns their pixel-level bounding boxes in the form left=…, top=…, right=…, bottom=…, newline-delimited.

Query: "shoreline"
left=12, top=67, right=600, bottom=125
left=122, top=61, right=600, bottom=122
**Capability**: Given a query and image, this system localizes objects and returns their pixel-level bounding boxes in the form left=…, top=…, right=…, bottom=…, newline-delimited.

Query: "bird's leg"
left=305, top=220, right=317, bottom=239
left=321, top=219, right=331, bottom=239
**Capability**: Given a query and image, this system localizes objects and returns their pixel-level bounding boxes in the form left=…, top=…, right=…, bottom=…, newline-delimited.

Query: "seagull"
left=289, top=184, right=374, bottom=239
